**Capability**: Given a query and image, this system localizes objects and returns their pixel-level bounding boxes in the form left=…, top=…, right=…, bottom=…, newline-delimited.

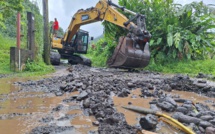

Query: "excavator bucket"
left=107, top=36, right=150, bottom=69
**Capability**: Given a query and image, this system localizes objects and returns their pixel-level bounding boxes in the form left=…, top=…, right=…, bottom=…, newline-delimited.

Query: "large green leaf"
left=174, top=32, right=181, bottom=49
left=167, top=33, right=173, bottom=47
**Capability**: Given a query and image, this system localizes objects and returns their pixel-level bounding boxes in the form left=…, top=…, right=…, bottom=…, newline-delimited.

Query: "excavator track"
left=68, top=55, right=91, bottom=67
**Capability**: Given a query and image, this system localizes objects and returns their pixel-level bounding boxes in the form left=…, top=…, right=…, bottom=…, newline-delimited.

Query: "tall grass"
left=0, top=34, right=54, bottom=75
left=0, top=35, right=15, bottom=73
left=145, top=59, right=215, bottom=76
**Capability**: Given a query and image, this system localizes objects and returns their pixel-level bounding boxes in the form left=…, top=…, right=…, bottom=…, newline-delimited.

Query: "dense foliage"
left=87, top=37, right=117, bottom=67
left=0, top=0, right=23, bottom=27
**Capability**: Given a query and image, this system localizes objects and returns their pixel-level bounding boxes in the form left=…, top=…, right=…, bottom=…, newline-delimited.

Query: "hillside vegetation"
left=0, top=0, right=54, bottom=75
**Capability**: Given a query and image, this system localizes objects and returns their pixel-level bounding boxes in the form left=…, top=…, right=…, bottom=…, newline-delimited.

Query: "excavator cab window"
left=69, top=35, right=76, bottom=46
left=75, top=31, right=89, bottom=54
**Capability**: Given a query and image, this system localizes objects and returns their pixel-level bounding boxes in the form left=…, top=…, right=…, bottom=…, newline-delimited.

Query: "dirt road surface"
left=0, top=64, right=215, bottom=134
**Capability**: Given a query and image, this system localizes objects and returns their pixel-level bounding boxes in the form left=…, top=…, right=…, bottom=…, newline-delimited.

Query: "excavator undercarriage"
left=51, top=0, right=151, bottom=69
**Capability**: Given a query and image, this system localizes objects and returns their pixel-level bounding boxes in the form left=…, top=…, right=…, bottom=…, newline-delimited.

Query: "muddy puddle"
left=114, top=88, right=215, bottom=134
left=0, top=77, right=97, bottom=134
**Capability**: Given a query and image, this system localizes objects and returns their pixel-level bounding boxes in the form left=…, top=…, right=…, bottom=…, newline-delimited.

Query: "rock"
left=177, top=114, right=201, bottom=124
left=95, top=111, right=105, bottom=119
left=50, top=51, right=61, bottom=65
left=150, top=104, right=160, bottom=111
left=118, top=90, right=130, bottom=97
left=188, top=123, right=198, bottom=132
left=52, top=105, right=64, bottom=112
left=189, top=112, right=200, bottom=117
left=163, top=84, right=172, bottom=92
left=195, top=103, right=210, bottom=112
left=165, top=97, right=177, bottom=107
left=139, top=114, right=158, bottom=131
left=149, top=100, right=157, bottom=104
left=103, top=113, right=126, bottom=125
left=197, top=80, right=207, bottom=83
left=210, top=119, right=215, bottom=125
left=83, top=98, right=90, bottom=108
left=40, top=116, right=54, bottom=123
left=157, top=101, right=175, bottom=112
left=76, top=91, right=88, bottom=101
left=184, top=100, right=193, bottom=104
left=182, top=104, right=193, bottom=111
left=195, top=83, right=206, bottom=88
left=92, top=121, right=99, bottom=126
left=131, top=95, right=137, bottom=98
left=55, top=91, right=63, bottom=96
left=196, top=72, right=207, bottom=78
left=127, top=82, right=135, bottom=88
left=210, top=87, right=215, bottom=92
left=60, top=84, right=67, bottom=90
left=199, top=121, right=213, bottom=128
left=199, top=126, right=205, bottom=133
left=202, top=86, right=211, bottom=92
left=176, top=107, right=188, bottom=114
left=174, top=99, right=189, bottom=103
left=30, top=125, right=74, bottom=134
left=172, top=112, right=183, bottom=120
left=63, top=95, right=77, bottom=103
left=146, top=83, right=154, bottom=90
left=205, top=127, right=215, bottom=134
left=75, top=82, right=83, bottom=88
left=200, top=115, right=214, bottom=121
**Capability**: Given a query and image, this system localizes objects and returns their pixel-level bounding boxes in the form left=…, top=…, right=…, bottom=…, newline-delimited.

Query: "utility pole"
left=43, top=0, right=51, bottom=65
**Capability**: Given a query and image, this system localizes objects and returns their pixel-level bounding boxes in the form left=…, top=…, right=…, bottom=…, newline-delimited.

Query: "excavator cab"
left=73, top=29, right=89, bottom=54
left=55, top=29, right=89, bottom=59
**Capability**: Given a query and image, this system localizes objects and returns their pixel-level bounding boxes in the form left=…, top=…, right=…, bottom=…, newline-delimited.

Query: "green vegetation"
left=146, top=59, right=215, bottom=75
left=0, top=35, right=15, bottom=74
left=87, top=0, right=215, bottom=76
left=87, top=37, right=117, bottom=67
left=0, top=0, right=54, bottom=76
left=0, top=0, right=23, bottom=27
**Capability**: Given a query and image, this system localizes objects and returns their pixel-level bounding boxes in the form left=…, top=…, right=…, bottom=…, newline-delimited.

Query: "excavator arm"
left=63, top=0, right=150, bottom=45
left=54, top=0, right=151, bottom=69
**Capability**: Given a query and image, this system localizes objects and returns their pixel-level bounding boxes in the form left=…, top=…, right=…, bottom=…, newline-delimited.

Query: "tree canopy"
left=0, top=0, right=23, bottom=27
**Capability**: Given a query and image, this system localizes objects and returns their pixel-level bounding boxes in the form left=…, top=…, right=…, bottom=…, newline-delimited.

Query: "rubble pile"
left=16, top=65, right=215, bottom=134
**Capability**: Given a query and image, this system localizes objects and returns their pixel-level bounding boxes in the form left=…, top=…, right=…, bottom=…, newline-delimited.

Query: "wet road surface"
left=0, top=65, right=215, bottom=134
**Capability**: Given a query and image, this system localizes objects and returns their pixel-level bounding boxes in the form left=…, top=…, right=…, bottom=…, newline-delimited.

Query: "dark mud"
left=1, top=65, right=215, bottom=134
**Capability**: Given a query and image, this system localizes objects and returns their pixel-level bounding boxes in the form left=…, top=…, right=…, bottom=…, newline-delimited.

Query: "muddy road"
left=0, top=64, right=215, bottom=134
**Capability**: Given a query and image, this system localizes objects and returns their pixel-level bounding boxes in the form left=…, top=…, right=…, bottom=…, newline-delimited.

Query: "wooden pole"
left=17, top=12, right=21, bottom=50
left=43, top=0, right=51, bottom=65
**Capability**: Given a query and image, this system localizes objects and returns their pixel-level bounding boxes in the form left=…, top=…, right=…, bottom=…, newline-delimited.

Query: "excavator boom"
left=53, top=0, right=151, bottom=69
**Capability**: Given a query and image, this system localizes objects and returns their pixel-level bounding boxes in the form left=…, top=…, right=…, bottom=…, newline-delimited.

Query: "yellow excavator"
left=51, top=0, right=151, bottom=69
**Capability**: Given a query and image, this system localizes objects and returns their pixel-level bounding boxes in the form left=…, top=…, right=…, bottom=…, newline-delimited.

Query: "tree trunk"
left=43, top=0, right=51, bottom=65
